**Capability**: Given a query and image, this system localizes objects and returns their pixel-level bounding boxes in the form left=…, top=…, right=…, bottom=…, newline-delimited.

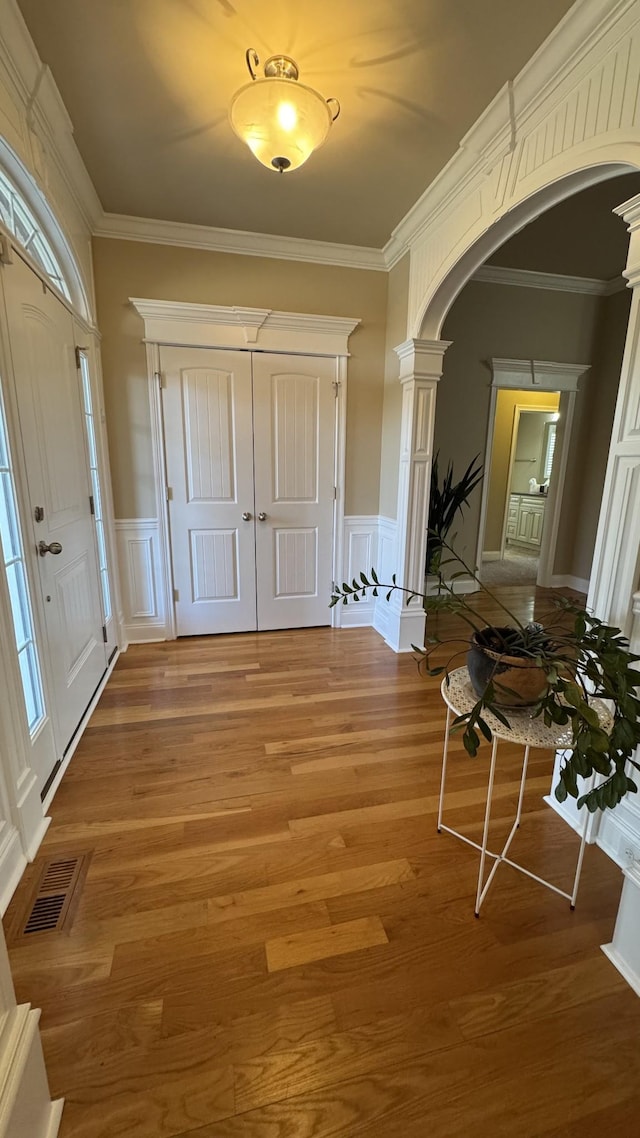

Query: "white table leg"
left=475, top=734, right=499, bottom=917
left=515, top=745, right=530, bottom=828
left=569, top=804, right=590, bottom=910
left=437, top=705, right=452, bottom=834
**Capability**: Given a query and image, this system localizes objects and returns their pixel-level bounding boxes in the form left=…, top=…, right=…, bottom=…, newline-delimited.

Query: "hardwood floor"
left=5, top=588, right=640, bottom=1137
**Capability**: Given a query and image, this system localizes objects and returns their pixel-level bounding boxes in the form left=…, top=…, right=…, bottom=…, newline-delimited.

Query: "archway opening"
left=433, top=171, right=640, bottom=610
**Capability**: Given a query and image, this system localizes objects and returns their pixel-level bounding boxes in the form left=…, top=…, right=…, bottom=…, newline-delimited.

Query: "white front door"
left=253, top=352, right=336, bottom=631
left=162, top=347, right=336, bottom=635
left=4, top=254, right=107, bottom=776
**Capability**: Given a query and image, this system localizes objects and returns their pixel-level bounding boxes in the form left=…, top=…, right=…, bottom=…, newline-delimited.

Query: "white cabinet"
left=507, top=494, right=546, bottom=549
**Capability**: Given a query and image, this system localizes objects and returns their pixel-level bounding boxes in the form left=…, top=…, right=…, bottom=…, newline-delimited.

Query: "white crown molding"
left=383, top=0, right=638, bottom=267
left=95, top=211, right=386, bottom=272
left=473, top=264, right=626, bottom=296
left=130, top=298, right=360, bottom=355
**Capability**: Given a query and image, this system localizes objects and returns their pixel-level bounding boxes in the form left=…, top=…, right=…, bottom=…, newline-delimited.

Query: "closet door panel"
left=252, top=353, right=335, bottom=631
left=161, top=347, right=256, bottom=635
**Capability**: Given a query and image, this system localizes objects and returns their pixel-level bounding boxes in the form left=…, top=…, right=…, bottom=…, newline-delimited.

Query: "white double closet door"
left=161, top=346, right=337, bottom=635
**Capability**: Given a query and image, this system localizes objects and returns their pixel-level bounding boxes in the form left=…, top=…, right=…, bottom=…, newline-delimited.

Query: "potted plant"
left=426, top=452, right=482, bottom=574
left=330, top=538, right=640, bottom=813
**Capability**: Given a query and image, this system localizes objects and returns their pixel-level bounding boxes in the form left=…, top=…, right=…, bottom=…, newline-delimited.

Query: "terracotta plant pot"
left=467, top=626, right=549, bottom=707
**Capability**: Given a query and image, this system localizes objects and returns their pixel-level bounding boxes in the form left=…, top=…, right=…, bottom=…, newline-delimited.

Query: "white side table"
left=438, top=666, right=612, bottom=916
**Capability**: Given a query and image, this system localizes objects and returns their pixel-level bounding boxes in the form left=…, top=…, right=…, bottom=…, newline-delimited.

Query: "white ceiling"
left=16, top=0, right=577, bottom=247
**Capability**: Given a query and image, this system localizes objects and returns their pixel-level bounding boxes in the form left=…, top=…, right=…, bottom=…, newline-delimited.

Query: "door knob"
left=258, top=512, right=267, bottom=522
left=38, top=540, right=63, bottom=557
left=242, top=511, right=252, bottom=521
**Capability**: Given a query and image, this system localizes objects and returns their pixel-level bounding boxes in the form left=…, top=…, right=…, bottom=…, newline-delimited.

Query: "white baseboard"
left=543, top=793, right=584, bottom=836
left=550, top=573, right=590, bottom=594
left=601, top=865, right=640, bottom=998
left=543, top=747, right=601, bottom=845
left=426, top=575, right=480, bottom=596
left=0, top=831, right=27, bottom=918
left=482, top=551, right=502, bottom=562
left=0, top=1006, right=64, bottom=1138
left=601, top=943, right=640, bottom=997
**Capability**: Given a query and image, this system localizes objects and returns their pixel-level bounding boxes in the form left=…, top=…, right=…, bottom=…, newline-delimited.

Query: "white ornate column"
left=588, top=193, right=640, bottom=633
left=581, top=191, right=640, bottom=994
left=376, top=338, right=450, bottom=653
left=548, top=196, right=640, bottom=861
left=601, top=589, right=640, bottom=996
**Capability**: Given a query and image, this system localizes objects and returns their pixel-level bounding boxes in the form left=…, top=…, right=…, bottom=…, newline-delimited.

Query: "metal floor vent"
left=9, top=852, right=91, bottom=944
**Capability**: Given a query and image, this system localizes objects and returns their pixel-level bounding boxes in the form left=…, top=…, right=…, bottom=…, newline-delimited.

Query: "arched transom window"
left=0, top=169, right=71, bottom=300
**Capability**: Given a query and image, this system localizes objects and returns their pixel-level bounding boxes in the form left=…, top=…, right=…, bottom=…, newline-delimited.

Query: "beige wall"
left=485, top=390, right=559, bottom=552
left=436, top=280, right=603, bottom=569
left=93, top=238, right=388, bottom=519
left=378, top=254, right=410, bottom=519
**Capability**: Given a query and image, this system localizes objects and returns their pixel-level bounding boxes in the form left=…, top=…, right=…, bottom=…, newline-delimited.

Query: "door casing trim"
left=134, top=301, right=360, bottom=637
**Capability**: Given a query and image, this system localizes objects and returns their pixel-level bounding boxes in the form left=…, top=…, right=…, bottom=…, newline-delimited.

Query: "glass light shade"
left=230, top=78, right=332, bottom=171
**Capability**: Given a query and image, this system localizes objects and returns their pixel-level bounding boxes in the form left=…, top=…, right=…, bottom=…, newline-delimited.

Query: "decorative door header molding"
left=490, top=358, right=590, bottom=392
left=130, top=299, right=360, bottom=356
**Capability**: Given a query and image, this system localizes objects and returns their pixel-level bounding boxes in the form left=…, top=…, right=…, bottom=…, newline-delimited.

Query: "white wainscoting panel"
left=373, top=516, right=398, bottom=642
left=115, top=519, right=168, bottom=643
left=340, top=516, right=379, bottom=628
left=598, top=795, right=640, bottom=869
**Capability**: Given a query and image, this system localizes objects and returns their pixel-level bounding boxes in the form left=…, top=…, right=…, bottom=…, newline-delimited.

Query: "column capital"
left=614, top=191, right=640, bottom=231
left=394, top=338, right=452, bottom=383
left=615, top=193, right=640, bottom=285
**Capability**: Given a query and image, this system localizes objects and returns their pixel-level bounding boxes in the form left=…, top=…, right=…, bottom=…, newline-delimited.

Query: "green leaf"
left=477, top=717, right=493, bottom=742
left=563, top=683, right=583, bottom=708
left=555, top=780, right=568, bottom=803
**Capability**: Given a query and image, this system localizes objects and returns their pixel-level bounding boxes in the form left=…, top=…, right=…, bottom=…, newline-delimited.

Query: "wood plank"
left=266, top=916, right=388, bottom=972
left=206, top=859, right=415, bottom=923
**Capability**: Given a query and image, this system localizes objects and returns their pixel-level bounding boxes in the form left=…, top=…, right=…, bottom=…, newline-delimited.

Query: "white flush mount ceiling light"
left=229, top=50, right=340, bottom=173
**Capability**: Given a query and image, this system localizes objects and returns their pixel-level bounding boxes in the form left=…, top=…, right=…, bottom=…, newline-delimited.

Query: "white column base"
left=601, top=864, right=640, bottom=998
left=376, top=599, right=426, bottom=653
